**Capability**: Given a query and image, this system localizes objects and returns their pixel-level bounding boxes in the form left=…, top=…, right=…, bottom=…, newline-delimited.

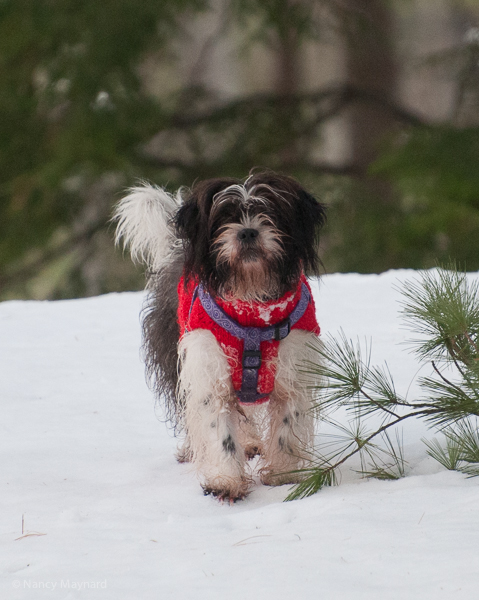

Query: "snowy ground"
left=1, top=270, right=479, bottom=599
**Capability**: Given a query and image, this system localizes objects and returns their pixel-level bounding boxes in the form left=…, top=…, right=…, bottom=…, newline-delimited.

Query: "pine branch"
left=286, top=410, right=423, bottom=500
left=287, top=265, right=479, bottom=500
left=431, top=361, right=467, bottom=398
left=305, top=333, right=405, bottom=419
left=399, top=266, right=479, bottom=367
left=167, top=85, right=428, bottom=130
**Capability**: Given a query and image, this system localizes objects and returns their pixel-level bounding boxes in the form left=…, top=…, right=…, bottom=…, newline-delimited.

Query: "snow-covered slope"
left=1, top=271, right=479, bottom=599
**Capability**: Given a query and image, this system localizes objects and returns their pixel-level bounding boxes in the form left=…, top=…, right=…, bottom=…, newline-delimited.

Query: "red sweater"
left=178, top=275, right=320, bottom=402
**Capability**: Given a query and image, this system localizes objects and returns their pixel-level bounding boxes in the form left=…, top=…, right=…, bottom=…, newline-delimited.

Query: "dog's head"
left=175, top=171, right=327, bottom=301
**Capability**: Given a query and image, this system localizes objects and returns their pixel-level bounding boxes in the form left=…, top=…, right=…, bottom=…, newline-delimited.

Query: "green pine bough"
left=286, top=266, right=479, bottom=501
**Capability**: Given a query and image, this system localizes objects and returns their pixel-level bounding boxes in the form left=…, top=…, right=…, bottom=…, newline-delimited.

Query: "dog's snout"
left=238, top=228, right=259, bottom=243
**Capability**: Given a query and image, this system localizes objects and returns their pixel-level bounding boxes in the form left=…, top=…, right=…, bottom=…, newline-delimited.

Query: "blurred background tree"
left=0, top=0, right=478, bottom=299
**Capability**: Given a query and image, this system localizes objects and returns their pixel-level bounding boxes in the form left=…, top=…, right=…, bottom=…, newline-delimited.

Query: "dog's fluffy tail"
left=113, top=183, right=185, bottom=428
left=113, top=183, right=182, bottom=271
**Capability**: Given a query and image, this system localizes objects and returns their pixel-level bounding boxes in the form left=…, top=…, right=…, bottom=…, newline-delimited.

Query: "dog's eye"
left=211, top=206, right=243, bottom=231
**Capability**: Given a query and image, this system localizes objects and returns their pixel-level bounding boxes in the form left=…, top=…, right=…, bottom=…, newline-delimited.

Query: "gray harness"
left=189, top=283, right=311, bottom=404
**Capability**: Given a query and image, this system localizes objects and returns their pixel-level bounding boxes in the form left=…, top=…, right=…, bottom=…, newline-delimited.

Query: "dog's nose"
left=237, top=228, right=259, bottom=243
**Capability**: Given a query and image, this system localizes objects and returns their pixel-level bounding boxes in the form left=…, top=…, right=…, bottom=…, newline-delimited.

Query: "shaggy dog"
left=114, top=171, right=326, bottom=502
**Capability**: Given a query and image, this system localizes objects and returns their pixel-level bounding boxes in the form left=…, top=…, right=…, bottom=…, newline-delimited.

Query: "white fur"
left=211, top=179, right=290, bottom=211
left=213, top=214, right=283, bottom=267
left=177, top=330, right=250, bottom=498
left=113, top=184, right=182, bottom=271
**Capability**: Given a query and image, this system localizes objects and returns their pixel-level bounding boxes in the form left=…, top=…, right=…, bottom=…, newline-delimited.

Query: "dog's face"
left=175, top=172, right=327, bottom=301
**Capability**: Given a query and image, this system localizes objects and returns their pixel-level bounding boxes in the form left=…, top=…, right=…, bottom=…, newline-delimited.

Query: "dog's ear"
left=174, top=194, right=207, bottom=284
left=292, top=188, right=327, bottom=276
left=175, top=178, right=239, bottom=242
left=174, top=178, right=240, bottom=283
left=297, top=189, right=327, bottom=233
left=175, top=197, right=200, bottom=243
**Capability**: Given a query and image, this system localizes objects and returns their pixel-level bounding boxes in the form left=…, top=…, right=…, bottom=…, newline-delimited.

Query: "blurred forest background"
left=1, top=0, right=479, bottom=300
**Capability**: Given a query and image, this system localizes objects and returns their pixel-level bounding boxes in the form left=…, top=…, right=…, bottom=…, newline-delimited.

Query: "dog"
left=114, top=171, right=327, bottom=502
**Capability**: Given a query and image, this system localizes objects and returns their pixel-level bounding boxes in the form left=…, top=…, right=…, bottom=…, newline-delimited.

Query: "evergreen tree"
left=0, top=1, right=478, bottom=298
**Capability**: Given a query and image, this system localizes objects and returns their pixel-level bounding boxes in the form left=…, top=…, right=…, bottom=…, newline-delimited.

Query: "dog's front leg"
left=178, top=330, right=250, bottom=502
left=260, top=396, right=314, bottom=485
left=260, top=331, right=317, bottom=486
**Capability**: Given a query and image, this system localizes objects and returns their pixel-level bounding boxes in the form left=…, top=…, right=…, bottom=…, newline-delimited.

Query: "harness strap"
left=194, top=283, right=311, bottom=404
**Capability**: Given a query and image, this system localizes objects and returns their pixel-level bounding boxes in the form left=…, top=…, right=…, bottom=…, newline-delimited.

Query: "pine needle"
left=423, top=436, right=462, bottom=470
left=360, top=430, right=407, bottom=480
left=284, top=467, right=337, bottom=501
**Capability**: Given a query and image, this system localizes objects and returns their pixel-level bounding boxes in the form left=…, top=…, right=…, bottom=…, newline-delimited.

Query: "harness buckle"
left=274, top=318, right=291, bottom=341
left=242, top=350, right=262, bottom=369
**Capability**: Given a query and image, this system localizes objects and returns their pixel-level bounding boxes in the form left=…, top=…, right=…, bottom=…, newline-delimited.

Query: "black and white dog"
left=114, top=171, right=326, bottom=502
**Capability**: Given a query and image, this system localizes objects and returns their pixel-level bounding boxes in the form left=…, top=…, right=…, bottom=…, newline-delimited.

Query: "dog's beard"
left=212, top=216, right=284, bottom=301
left=221, top=258, right=281, bottom=301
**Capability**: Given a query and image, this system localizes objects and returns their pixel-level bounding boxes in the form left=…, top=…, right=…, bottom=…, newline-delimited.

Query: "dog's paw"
left=202, top=482, right=250, bottom=504
left=260, top=470, right=305, bottom=486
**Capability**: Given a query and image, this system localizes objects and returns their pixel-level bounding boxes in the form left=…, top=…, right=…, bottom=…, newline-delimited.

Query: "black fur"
left=222, top=434, right=236, bottom=455
left=142, top=246, right=184, bottom=428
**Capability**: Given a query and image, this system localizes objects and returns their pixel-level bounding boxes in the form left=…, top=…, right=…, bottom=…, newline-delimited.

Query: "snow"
left=2, top=270, right=479, bottom=599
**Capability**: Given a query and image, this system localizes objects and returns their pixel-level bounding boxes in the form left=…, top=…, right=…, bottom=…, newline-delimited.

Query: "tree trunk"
left=346, top=1, right=398, bottom=201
